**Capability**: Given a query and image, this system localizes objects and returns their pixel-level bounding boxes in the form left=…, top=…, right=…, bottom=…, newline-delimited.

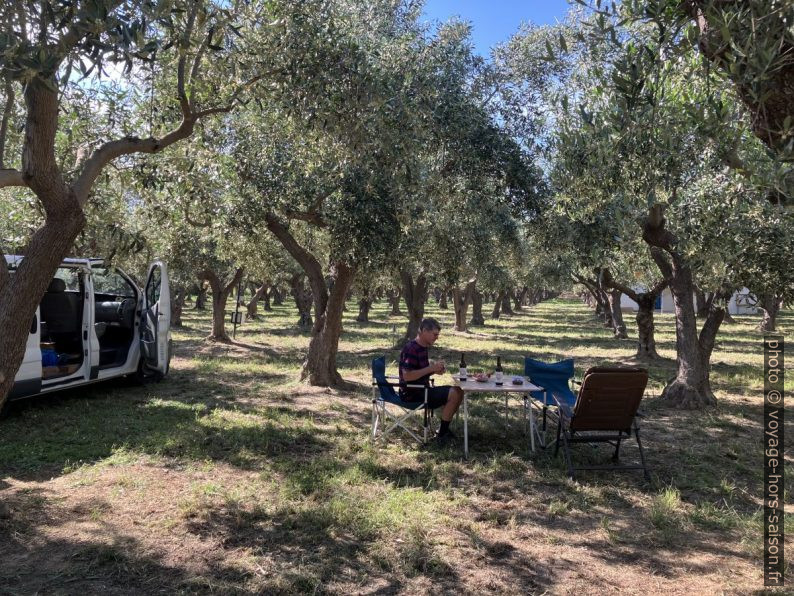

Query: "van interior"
left=92, top=267, right=138, bottom=369
left=39, top=270, right=85, bottom=380
left=38, top=266, right=138, bottom=379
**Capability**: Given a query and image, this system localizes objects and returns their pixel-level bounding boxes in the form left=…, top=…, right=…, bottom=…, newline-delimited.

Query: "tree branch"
left=264, top=213, right=328, bottom=317
left=0, top=77, right=14, bottom=169
left=601, top=268, right=639, bottom=302
left=649, top=275, right=669, bottom=297
left=71, top=118, right=197, bottom=205
left=648, top=246, right=673, bottom=279
left=0, top=168, right=25, bottom=189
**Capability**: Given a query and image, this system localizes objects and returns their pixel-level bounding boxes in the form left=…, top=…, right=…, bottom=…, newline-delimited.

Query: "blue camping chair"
left=524, top=357, right=578, bottom=448
left=371, top=356, right=435, bottom=445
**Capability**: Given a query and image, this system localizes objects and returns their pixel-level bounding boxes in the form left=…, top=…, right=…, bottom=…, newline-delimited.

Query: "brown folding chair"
left=553, top=367, right=650, bottom=481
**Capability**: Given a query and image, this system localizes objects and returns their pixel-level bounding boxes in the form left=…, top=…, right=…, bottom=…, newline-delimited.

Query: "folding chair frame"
left=555, top=415, right=650, bottom=481
left=552, top=372, right=651, bottom=481
left=371, top=375, right=436, bottom=445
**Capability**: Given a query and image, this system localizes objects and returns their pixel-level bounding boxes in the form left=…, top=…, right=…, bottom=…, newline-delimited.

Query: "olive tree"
left=0, top=0, right=271, bottom=404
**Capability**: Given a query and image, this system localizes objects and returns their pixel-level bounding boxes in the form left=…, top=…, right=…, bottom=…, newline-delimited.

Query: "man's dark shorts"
left=402, top=385, right=452, bottom=409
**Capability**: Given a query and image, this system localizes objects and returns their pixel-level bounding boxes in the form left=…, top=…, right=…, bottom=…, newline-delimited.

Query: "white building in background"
left=619, top=287, right=757, bottom=315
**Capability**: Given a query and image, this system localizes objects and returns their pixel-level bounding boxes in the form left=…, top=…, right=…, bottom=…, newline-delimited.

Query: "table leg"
left=464, top=391, right=469, bottom=460
left=529, top=394, right=536, bottom=453
left=504, top=394, right=509, bottom=436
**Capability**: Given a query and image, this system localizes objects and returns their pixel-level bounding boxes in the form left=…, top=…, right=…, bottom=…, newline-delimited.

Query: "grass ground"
left=0, top=298, right=791, bottom=594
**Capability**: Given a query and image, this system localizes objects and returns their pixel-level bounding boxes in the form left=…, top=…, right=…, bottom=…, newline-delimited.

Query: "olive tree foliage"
left=229, top=4, right=535, bottom=386
left=549, top=10, right=787, bottom=408
left=573, top=0, right=794, bottom=204
left=0, top=0, right=273, bottom=404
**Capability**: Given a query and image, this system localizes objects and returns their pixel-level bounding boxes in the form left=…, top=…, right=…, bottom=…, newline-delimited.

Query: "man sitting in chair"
left=399, top=318, right=463, bottom=445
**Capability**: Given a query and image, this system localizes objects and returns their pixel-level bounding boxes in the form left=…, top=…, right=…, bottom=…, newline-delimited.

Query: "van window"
left=147, top=267, right=161, bottom=305
left=54, top=267, right=81, bottom=291
left=93, top=268, right=136, bottom=298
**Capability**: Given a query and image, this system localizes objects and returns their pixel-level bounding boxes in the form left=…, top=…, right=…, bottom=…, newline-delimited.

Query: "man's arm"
left=402, top=361, right=444, bottom=382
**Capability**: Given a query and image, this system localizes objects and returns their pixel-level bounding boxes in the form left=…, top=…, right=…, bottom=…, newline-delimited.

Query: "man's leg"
left=437, top=386, right=463, bottom=439
left=441, top=386, right=463, bottom=422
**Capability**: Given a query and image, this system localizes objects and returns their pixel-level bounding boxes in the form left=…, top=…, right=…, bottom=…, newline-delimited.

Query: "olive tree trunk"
left=387, top=287, right=402, bottom=315
left=757, top=293, right=782, bottom=332
left=452, top=279, right=476, bottom=332
left=470, top=289, right=485, bottom=326
left=356, top=290, right=373, bottom=323
left=500, top=290, right=514, bottom=315
left=491, top=290, right=504, bottom=319
left=270, top=285, right=283, bottom=306
left=289, top=273, right=313, bottom=328
left=401, top=271, right=428, bottom=343
left=171, top=286, right=187, bottom=328
left=302, top=263, right=354, bottom=386
left=200, top=267, right=244, bottom=342
left=266, top=214, right=352, bottom=386
left=438, top=288, right=448, bottom=309
left=607, top=289, right=628, bottom=339
left=644, top=205, right=726, bottom=408
left=194, top=282, right=207, bottom=310
left=513, top=286, right=528, bottom=310
left=246, top=282, right=268, bottom=320
left=602, top=270, right=668, bottom=360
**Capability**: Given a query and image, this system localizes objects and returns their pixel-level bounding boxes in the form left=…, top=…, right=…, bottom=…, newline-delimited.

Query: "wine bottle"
left=459, top=352, right=467, bottom=381
left=494, top=355, right=503, bottom=385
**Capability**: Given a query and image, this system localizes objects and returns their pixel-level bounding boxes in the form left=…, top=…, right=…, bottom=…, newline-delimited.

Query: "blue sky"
left=421, top=0, right=572, bottom=56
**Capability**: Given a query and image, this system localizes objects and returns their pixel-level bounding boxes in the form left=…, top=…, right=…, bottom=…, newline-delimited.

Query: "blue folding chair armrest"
left=551, top=392, right=574, bottom=419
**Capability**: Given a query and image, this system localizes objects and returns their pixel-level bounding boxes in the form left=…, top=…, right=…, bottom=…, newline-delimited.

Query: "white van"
left=5, top=256, right=172, bottom=402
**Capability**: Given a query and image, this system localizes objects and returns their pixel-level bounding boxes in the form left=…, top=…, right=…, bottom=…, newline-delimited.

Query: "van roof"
left=5, top=255, right=104, bottom=267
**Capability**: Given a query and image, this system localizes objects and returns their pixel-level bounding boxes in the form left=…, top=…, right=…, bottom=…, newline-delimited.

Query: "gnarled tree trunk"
left=401, top=271, right=428, bottom=342
left=757, top=293, right=782, bottom=332
left=513, top=286, right=528, bottom=310
left=0, top=204, right=86, bottom=406
left=644, top=206, right=725, bottom=408
left=491, top=290, right=504, bottom=319
left=246, top=282, right=268, bottom=320
left=356, top=289, right=373, bottom=323
left=452, top=279, right=476, bottom=332
left=500, top=290, right=514, bottom=315
left=302, top=263, right=354, bottom=386
left=200, top=267, right=244, bottom=342
left=289, top=273, right=313, bottom=328
left=270, top=285, right=283, bottom=306
left=194, top=282, right=207, bottom=310
left=470, top=289, right=485, bottom=326
left=387, top=287, right=402, bottom=315
left=265, top=214, right=351, bottom=387
left=607, top=289, right=628, bottom=339
left=171, top=287, right=187, bottom=328
left=438, top=288, right=448, bottom=309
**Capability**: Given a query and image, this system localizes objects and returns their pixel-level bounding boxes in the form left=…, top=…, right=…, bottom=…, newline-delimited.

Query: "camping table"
left=454, top=377, right=544, bottom=459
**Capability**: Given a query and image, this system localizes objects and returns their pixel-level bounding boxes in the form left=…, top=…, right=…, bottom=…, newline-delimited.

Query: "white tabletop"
left=453, top=376, right=542, bottom=393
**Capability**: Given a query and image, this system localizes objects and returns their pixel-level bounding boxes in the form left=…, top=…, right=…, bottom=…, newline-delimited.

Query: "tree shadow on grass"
left=0, top=487, right=306, bottom=595
left=0, top=373, right=330, bottom=482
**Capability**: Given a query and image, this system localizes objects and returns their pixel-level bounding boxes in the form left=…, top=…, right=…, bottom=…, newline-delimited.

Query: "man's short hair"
left=419, top=318, right=441, bottom=332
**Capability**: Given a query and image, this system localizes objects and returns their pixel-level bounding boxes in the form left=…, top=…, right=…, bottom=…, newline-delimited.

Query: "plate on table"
left=474, top=373, right=490, bottom=383
left=511, top=376, right=524, bottom=385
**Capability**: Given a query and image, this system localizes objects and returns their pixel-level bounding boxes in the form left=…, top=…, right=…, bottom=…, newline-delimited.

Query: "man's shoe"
left=435, top=430, right=457, bottom=446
